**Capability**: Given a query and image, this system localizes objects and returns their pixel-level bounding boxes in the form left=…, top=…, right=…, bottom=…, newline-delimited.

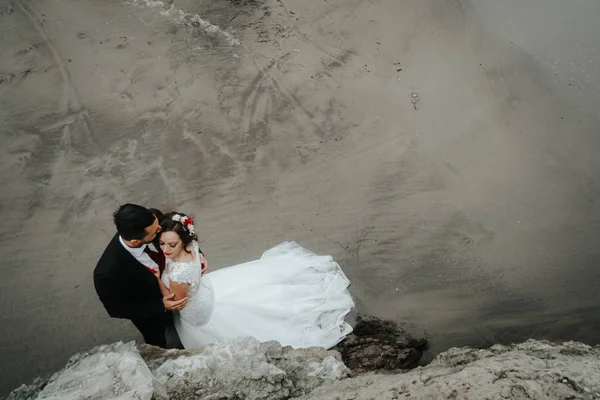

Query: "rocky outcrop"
left=7, top=341, right=162, bottom=400
left=6, top=337, right=348, bottom=400
left=333, top=315, right=427, bottom=374
left=142, top=337, right=348, bottom=400
left=296, top=339, right=600, bottom=400
left=5, top=318, right=600, bottom=400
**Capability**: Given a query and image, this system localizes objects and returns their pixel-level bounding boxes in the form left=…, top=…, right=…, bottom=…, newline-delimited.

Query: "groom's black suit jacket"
left=94, top=234, right=165, bottom=321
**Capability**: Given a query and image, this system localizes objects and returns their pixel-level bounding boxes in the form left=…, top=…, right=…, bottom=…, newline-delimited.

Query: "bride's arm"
left=168, top=281, right=190, bottom=303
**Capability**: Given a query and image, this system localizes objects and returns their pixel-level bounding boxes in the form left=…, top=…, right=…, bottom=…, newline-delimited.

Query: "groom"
left=94, top=203, right=185, bottom=348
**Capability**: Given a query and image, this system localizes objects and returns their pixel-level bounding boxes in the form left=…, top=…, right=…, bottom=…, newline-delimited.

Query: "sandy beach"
left=1, top=0, right=600, bottom=395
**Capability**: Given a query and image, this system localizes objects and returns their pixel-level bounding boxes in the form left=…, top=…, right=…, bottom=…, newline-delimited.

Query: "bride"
left=154, top=211, right=354, bottom=349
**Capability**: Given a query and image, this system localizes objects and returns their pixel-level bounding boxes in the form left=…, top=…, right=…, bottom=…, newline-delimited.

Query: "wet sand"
left=1, top=0, right=600, bottom=395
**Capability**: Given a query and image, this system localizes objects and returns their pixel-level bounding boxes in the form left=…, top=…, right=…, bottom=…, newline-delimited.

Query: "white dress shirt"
left=119, top=236, right=159, bottom=271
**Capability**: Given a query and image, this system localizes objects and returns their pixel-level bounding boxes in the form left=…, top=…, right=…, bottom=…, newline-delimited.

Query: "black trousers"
left=131, top=313, right=168, bottom=348
left=131, top=311, right=183, bottom=349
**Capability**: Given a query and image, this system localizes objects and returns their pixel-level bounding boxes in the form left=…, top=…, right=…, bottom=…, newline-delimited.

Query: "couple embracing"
left=94, top=204, right=354, bottom=350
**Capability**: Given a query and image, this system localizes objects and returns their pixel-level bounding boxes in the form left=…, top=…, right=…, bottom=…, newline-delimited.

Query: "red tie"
left=143, top=246, right=165, bottom=274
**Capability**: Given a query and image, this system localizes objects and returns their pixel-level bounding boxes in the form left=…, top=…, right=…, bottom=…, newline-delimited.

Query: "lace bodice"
left=165, top=242, right=202, bottom=296
left=162, top=241, right=214, bottom=326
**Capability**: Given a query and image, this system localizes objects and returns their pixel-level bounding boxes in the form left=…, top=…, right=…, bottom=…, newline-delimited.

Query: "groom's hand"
left=200, top=253, right=208, bottom=276
left=163, top=293, right=188, bottom=311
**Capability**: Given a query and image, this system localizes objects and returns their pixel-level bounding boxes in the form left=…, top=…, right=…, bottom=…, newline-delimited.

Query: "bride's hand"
left=200, top=253, right=208, bottom=276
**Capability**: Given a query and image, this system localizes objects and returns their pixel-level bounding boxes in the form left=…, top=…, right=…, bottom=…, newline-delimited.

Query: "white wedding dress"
left=161, top=241, right=354, bottom=349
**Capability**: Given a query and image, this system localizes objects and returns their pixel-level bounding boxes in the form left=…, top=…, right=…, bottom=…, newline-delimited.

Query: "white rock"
left=295, top=340, right=600, bottom=400
left=148, top=336, right=349, bottom=400
left=36, top=342, right=166, bottom=400
left=8, top=337, right=600, bottom=400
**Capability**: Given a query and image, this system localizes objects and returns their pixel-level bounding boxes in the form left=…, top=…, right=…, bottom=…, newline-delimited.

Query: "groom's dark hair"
left=148, top=208, right=164, bottom=219
left=113, top=203, right=155, bottom=240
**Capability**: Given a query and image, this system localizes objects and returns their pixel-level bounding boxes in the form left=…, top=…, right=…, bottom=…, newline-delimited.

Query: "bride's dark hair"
left=159, top=211, right=198, bottom=253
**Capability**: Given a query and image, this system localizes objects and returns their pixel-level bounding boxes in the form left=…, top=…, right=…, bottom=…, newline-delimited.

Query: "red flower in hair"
left=183, top=217, right=193, bottom=226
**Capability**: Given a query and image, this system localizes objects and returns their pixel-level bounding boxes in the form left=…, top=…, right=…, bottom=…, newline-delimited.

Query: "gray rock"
left=6, top=341, right=166, bottom=400
left=6, top=329, right=600, bottom=400
left=144, top=336, right=349, bottom=400
left=5, top=337, right=348, bottom=400
left=4, top=377, right=49, bottom=400
left=294, top=339, right=600, bottom=400
left=43, top=341, right=166, bottom=400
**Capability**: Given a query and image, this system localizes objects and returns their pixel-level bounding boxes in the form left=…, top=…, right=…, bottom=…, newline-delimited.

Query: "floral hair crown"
left=172, top=214, right=196, bottom=235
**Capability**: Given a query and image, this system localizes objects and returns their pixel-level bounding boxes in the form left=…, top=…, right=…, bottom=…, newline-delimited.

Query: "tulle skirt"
left=174, top=241, right=354, bottom=349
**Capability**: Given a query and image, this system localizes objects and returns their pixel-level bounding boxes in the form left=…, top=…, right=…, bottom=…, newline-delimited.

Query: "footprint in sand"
left=410, top=92, right=420, bottom=110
